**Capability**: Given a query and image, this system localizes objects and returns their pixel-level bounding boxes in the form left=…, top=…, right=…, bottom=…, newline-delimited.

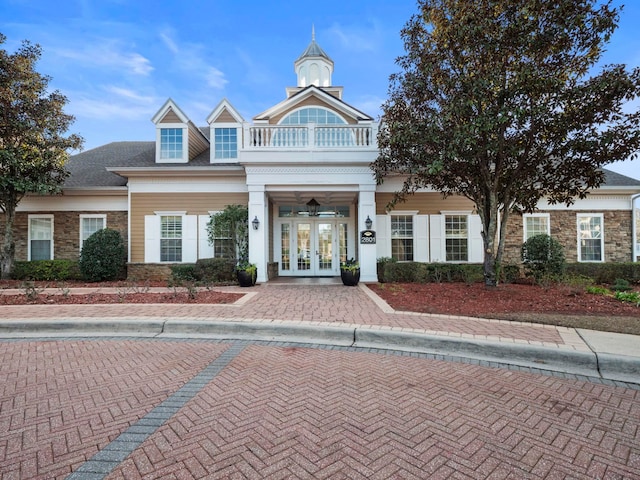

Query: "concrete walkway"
left=1, top=280, right=639, bottom=385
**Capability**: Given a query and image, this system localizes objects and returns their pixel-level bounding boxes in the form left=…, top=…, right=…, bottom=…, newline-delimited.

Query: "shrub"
left=170, top=264, right=199, bottom=283
left=499, top=264, right=522, bottom=284
left=611, top=278, right=631, bottom=292
left=614, top=291, right=640, bottom=306
left=79, top=228, right=127, bottom=282
left=193, top=258, right=236, bottom=283
left=12, top=260, right=82, bottom=281
left=521, top=234, right=565, bottom=283
left=565, top=263, right=640, bottom=285
left=376, top=257, right=397, bottom=283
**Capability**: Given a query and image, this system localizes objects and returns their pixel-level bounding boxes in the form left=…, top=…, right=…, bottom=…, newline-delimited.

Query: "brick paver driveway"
left=1, top=338, right=639, bottom=479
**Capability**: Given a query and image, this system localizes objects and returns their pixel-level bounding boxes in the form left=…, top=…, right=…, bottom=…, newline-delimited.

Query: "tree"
left=0, top=34, right=83, bottom=279
left=373, top=0, right=640, bottom=286
left=206, top=205, right=249, bottom=263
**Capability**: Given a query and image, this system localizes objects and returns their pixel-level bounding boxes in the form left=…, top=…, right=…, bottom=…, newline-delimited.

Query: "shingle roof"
left=602, top=168, right=640, bottom=187
left=64, top=142, right=154, bottom=188
left=65, top=141, right=640, bottom=190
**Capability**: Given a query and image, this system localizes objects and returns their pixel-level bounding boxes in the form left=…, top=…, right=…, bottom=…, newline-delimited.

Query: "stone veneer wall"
left=2, top=211, right=128, bottom=261
left=502, top=210, right=634, bottom=264
left=127, top=263, right=173, bottom=282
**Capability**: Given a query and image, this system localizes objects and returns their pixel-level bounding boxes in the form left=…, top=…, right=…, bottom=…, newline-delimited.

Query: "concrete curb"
left=1, top=318, right=638, bottom=384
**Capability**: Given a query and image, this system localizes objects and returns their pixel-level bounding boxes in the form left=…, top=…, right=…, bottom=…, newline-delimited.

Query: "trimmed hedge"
left=170, top=258, right=237, bottom=285
left=376, top=262, right=521, bottom=284
left=12, top=260, right=82, bottom=281
left=565, top=263, right=640, bottom=285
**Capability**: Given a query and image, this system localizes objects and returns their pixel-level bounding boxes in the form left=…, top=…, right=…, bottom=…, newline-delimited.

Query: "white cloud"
left=69, top=84, right=159, bottom=121
left=104, top=86, right=156, bottom=104
left=326, top=22, right=381, bottom=53
left=158, top=29, right=228, bottom=90
left=54, top=41, right=153, bottom=76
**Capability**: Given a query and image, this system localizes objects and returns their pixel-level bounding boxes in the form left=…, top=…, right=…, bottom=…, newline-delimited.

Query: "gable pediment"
left=207, top=98, right=244, bottom=124
left=253, top=86, right=373, bottom=125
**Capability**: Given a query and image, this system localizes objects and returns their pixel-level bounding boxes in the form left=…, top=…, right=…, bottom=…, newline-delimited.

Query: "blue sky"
left=2, top=0, right=639, bottom=180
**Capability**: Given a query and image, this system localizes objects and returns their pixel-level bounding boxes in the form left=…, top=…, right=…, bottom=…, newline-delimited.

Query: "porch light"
left=252, top=216, right=260, bottom=230
left=365, top=215, right=373, bottom=230
left=306, top=198, right=320, bottom=216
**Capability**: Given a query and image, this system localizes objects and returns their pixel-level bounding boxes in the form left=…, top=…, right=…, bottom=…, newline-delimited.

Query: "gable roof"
left=207, top=98, right=245, bottom=124
left=602, top=168, right=640, bottom=187
left=253, top=85, right=373, bottom=123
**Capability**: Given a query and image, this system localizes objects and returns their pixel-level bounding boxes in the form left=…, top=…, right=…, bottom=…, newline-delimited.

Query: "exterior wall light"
left=252, top=216, right=260, bottom=230
left=306, top=198, right=320, bottom=216
left=365, top=215, right=373, bottom=230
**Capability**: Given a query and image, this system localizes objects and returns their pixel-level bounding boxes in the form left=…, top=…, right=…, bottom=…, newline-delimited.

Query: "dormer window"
left=214, top=127, right=238, bottom=159
left=160, top=128, right=184, bottom=160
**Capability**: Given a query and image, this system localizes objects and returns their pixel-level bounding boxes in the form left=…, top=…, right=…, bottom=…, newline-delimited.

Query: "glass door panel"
left=297, top=223, right=311, bottom=271
left=317, top=223, right=333, bottom=273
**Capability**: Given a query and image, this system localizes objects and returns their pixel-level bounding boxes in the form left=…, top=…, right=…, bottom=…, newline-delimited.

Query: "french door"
left=278, top=220, right=349, bottom=276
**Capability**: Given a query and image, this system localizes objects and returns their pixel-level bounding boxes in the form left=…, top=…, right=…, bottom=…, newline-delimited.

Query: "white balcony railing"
left=243, top=123, right=377, bottom=149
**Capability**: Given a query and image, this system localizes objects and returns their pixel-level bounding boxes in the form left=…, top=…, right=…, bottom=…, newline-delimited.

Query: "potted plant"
left=235, top=260, right=257, bottom=287
left=340, top=258, right=360, bottom=286
left=207, top=205, right=257, bottom=287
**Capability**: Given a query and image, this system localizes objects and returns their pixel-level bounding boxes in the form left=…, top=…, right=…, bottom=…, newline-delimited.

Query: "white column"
left=358, top=186, right=377, bottom=282
left=248, top=185, right=268, bottom=283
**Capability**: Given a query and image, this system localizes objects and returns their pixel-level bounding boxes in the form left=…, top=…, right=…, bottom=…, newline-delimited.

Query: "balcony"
left=243, top=123, right=378, bottom=150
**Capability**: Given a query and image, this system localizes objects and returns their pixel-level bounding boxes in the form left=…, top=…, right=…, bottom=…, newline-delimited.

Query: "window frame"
left=156, top=125, right=187, bottom=163
left=577, top=213, right=604, bottom=263
left=444, top=213, right=469, bottom=262
left=213, top=127, right=238, bottom=160
left=523, top=213, right=551, bottom=242
left=157, top=212, right=185, bottom=263
left=28, top=214, right=54, bottom=261
left=390, top=212, right=416, bottom=262
left=79, top=214, right=107, bottom=252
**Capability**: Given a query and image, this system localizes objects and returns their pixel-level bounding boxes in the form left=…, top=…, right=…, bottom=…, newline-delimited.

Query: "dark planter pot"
left=340, top=268, right=360, bottom=286
left=237, top=269, right=257, bottom=287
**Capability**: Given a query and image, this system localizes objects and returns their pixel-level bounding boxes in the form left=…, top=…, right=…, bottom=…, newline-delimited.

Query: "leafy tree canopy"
left=0, top=33, right=83, bottom=278
left=373, top=0, right=640, bottom=286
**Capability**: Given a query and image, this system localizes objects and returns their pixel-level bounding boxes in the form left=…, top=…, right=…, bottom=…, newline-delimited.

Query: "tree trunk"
left=479, top=192, right=500, bottom=287
left=1, top=205, right=16, bottom=280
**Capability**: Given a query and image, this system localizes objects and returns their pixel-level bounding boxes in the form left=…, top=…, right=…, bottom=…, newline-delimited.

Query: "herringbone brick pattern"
left=0, top=340, right=229, bottom=479
left=107, top=345, right=640, bottom=479
left=0, top=284, right=565, bottom=344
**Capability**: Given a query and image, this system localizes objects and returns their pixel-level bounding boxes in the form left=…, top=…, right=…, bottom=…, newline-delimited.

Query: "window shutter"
left=429, top=215, right=444, bottom=262
left=376, top=215, right=391, bottom=259
left=414, top=215, right=429, bottom=262
left=144, top=215, right=160, bottom=263
left=183, top=215, right=198, bottom=263
left=469, top=215, right=484, bottom=263
left=198, top=215, right=214, bottom=259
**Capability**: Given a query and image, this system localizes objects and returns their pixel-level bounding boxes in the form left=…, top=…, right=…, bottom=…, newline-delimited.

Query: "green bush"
left=169, top=264, right=199, bottom=283
left=194, top=257, right=236, bottom=283
left=12, top=260, right=82, bottom=281
left=521, top=234, right=566, bottom=283
left=79, top=228, right=127, bottom=282
left=565, top=263, right=640, bottom=285
left=376, top=257, right=397, bottom=283
left=499, top=264, right=522, bottom=284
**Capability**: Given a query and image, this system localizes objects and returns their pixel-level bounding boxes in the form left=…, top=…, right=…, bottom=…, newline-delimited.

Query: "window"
left=80, top=215, right=106, bottom=251
left=445, top=215, right=468, bottom=261
left=214, top=127, right=237, bottom=159
left=578, top=214, right=603, bottom=262
left=160, top=128, right=183, bottom=160
left=523, top=214, right=550, bottom=240
left=280, top=107, right=346, bottom=125
left=160, top=216, right=182, bottom=262
left=391, top=215, right=413, bottom=261
left=211, top=217, right=234, bottom=259
left=29, top=215, right=53, bottom=261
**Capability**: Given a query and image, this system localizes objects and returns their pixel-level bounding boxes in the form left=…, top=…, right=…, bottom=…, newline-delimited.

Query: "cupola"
left=294, top=26, right=334, bottom=88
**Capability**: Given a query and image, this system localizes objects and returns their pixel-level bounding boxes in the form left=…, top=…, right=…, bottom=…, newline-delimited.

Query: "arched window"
left=279, top=107, right=347, bottom=125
